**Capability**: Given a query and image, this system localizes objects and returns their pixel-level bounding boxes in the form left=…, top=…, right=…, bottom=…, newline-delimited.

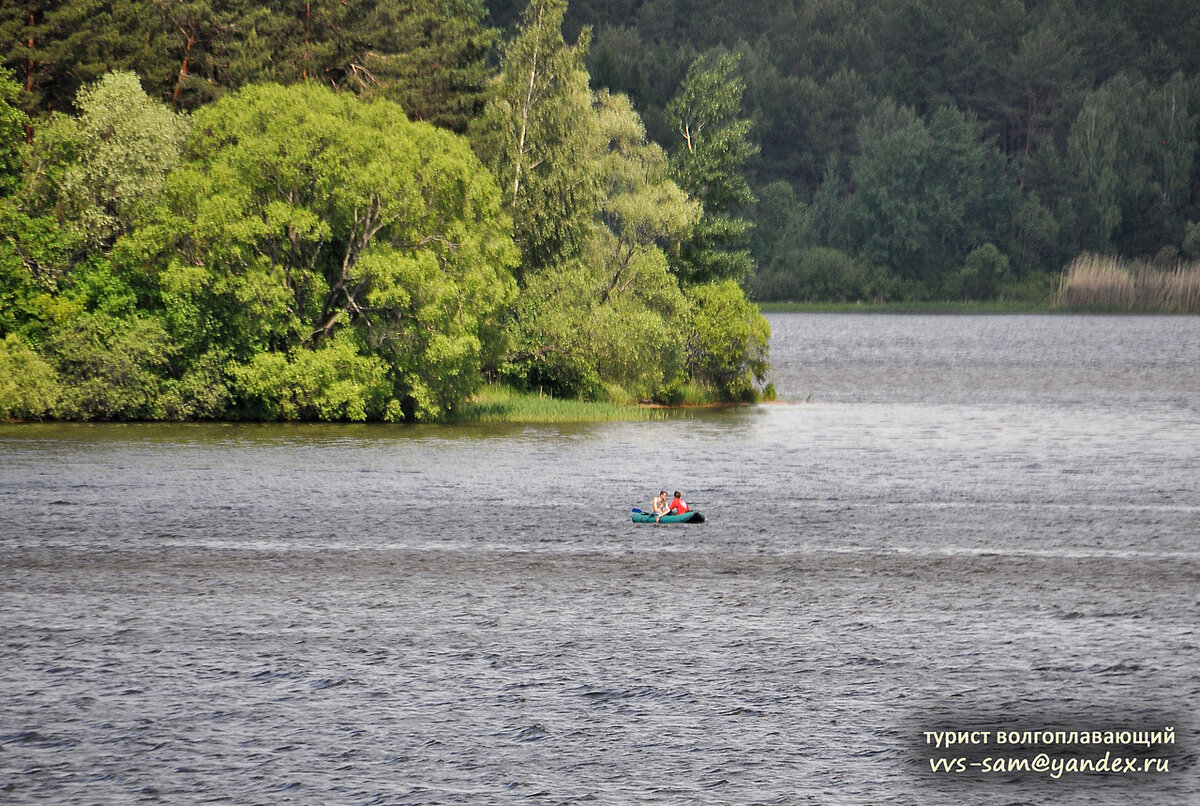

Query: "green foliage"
left=685, top=279, right=769, bottom=401
left=0, top=67, right=25, bottom=197
left=1068, top=72, right=1198, bottom=255
left=846, top=101, right=1017, bottom=287
left=502, top=251, right=685, bottom=401
left=8, top=0, right=1200, bottom=300
left=666, top=52, right=758, bottom=283
left=0, top=0, right=108, bottom=115
left=1183, top=221, right=1200, bottom=260
left=0, top=333, right=61, bottom=419
left=499, top=89, right=700, bottom=401
left=17, top=71, right=187, bottom=263
left=160, top=82, right=517, bottom=420
left=158, top=348, right=232, bottom=421
left=453, top=382, right=678, bottom=422
left=505, top=0, right=1200, bottom=298
left=229, top=333, right=394, bottom=421
left=474, top=0, right=602, bottom=276
left=0, top=202, right=74, bottom=339
left=353, top=0, right=499, bottom=133
left=45, top=304, right=176, bottom=420
left=748, top=180, right=891, bottom=301
left=66, top=71, right=189, bottom=247
left=1067, top=74, right=1145, bottom=252
left=754, top=246, right=890, bottom=303
left=0, top=0, right=500, bottom=131
left=952, top=243, right=1011, bottom=300
left=1013, top=191, right=1060, bottom=274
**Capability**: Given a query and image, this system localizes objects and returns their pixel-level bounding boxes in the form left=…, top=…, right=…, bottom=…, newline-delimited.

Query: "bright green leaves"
left=496, top=81, right=701, bottom=401
left=474, top=0, right=602, bottom=277
left=163, top=82, right=517, bottom=420
left=0, top=333, right=61, bottom=420
left=229, top=332, right=394, bottom=422
left=64, top=72, right=190, bottom=249
left=685, top=279, right=769, bottom=401
left=482, top=4, right=769, bottom=404
left=44, top=305, right=178, bottom=420
left=0, top=68, right=24, bottom=197
left=2, top=76, right=520, bottom=422
left=0, top=3, right=779, bottom=419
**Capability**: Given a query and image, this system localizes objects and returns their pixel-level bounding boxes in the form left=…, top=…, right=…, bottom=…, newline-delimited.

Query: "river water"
left=1, top=313, right=1198, bottom=804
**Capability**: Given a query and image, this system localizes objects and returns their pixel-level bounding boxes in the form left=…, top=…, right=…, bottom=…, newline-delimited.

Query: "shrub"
left=953, top=243, right=1011, bottom=300
left=0, top=334, right=61, bottom=419
left=229, top=334, right=396, bottom=421
left=685, top=279, right=770, bottom=400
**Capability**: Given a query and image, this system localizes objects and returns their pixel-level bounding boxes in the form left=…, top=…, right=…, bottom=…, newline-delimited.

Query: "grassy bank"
left=1055, top=254, right=1200, bottom=312
left=450, top=384, right=690, bottom=423
left=756, top=300, right=1052, bottom=314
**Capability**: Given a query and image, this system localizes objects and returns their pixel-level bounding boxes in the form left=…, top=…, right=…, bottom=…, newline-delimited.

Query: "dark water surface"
left=2, top=314, right=1198, bottom=804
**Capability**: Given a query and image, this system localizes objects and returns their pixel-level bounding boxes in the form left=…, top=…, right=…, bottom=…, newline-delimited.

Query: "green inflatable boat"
left=631, top=509, right=705, bottom=524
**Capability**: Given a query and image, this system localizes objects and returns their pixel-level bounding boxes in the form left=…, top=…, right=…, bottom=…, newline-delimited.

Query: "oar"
left=632, top=507, right=646, bottom=514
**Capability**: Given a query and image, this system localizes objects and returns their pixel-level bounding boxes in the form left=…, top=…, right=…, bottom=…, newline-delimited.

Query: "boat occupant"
left=651, top=490, right=671, bottom=520
left=667, top=491, right=689, bottom=515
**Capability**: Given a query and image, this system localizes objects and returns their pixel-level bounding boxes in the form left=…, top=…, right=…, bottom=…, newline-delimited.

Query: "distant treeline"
left=483, top=0, right=1200, bottom=302
left=0, top=0, right=770, bottom=421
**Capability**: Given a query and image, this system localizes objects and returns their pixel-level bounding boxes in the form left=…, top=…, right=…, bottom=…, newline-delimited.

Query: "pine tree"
left=352, top=0, right=497, bottom=133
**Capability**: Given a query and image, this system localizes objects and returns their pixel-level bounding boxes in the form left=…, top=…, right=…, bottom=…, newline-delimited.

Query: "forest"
left=512, top=0, right=1200, bottom=302
left=3, top=0, right=1198, bottom=421
left=0, top=0, right=769, bottom=421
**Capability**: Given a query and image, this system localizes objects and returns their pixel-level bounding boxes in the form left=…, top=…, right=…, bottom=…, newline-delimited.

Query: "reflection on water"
left=1, top=314, right=1198, bottom=804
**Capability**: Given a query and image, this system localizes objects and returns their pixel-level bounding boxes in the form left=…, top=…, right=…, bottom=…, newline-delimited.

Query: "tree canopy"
left=0, top=1, right=776, bottom=421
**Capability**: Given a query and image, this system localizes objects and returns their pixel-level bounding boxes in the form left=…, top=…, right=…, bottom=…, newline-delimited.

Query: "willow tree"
left=155, top=82, right=518, bottom=420
left=39, top=71, right=189, bottom=251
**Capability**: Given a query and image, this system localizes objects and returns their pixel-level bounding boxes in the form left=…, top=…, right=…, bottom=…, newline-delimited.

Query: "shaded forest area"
left=486, top=0, right=1200, bottom=301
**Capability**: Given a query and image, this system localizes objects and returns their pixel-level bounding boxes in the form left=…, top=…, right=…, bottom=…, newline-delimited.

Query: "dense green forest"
left=483, top=0, right=1200, bottom=301
left=0, top=0, right=770, bottom=421
left=4, top=0, right=1199, bottom=421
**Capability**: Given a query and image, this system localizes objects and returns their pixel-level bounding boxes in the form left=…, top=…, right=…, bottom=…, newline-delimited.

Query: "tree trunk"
left=171, top=29, right=196, bottom=108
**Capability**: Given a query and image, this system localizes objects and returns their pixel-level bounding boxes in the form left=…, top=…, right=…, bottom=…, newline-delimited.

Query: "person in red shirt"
left=667, top=491, right=689, bottom=515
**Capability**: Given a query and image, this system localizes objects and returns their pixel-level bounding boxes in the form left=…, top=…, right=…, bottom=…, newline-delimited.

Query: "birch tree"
left=473, top=0, right=602, bottom=277
left=666, top=52, right=758, bottom=283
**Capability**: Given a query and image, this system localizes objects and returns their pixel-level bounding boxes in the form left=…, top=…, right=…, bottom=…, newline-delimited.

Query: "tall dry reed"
left=1056, top=253, right=1200, bottom=312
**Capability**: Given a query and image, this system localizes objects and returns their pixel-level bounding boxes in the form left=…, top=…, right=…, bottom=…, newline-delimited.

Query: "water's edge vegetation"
left=1056, top=254, right=1200, bottom=313
left=452, top=384, right=688, bottom=423
left=758, top=301, right=1053, bottom=314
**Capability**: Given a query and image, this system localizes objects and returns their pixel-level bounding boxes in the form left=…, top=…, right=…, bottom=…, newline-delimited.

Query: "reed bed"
left=1056, top=253, right=1200, bottom=312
